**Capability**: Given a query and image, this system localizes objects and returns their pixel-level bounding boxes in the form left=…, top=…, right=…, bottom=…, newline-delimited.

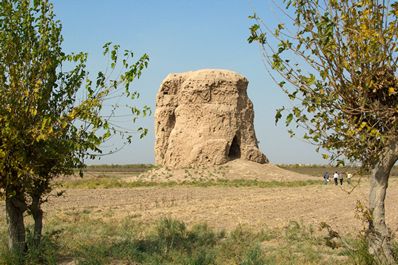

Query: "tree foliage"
left=249, top=0, right=398, bottom=169
left=0, top=0, right=149, bottom=251
left=249, top=0, right=398, bottom=262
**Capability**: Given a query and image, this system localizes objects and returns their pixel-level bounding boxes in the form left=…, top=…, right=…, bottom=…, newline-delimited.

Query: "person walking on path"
left=323, top=171, right=329, bottom=185
left=339, top=172, right=344, bottom=185
left=333, top=171, right=339, bottom=185
left=347, top=172, right=352, bottom=185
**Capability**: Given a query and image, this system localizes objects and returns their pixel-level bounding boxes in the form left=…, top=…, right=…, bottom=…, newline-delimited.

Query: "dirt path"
left=36, top=179, right=398, bottom=235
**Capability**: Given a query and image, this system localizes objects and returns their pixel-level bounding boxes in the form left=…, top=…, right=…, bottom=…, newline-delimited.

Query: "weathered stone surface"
left=155, top=69, right=268, bottom=168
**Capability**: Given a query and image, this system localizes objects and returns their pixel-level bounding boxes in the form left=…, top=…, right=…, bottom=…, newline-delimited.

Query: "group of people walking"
left=323, top=171, right=352, bottom=185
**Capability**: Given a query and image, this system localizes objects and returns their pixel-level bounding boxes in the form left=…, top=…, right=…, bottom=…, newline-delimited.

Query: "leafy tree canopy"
left=0, top=0, right=149, bottom=198
left=249, top=0, right=398, bottom=169
left=249, top=1, right=398, bottom=262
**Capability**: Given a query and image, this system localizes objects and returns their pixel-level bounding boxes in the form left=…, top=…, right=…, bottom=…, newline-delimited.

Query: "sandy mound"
left=126, top=159, right=317, bottom=183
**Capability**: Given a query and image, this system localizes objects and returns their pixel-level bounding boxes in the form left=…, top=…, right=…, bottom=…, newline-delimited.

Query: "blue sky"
left=52, top=0, right=325, bottom=165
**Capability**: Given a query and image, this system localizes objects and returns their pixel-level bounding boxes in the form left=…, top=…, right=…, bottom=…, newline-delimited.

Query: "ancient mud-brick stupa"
left=155, top=69, right=268, bottom=168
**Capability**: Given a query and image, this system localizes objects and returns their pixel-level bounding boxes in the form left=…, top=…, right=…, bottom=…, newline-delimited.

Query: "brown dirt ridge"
left=127, top=159, right=318, bottom=183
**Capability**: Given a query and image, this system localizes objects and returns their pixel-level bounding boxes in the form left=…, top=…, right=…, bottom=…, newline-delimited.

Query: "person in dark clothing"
left=323, top=171, right=329, bottom=185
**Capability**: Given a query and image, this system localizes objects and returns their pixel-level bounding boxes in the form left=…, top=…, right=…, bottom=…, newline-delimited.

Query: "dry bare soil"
left=32, top=159, right=398, bottom=236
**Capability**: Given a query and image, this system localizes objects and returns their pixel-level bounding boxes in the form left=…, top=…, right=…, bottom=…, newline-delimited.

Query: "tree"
left=0, top=0, right=149, bottom=254
left=249, top=0, right=398, bottom=263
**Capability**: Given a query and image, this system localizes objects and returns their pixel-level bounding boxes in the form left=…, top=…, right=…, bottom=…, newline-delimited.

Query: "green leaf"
left=285, top=113, right=294, bottom=126
left=275, top=107, right=285, bottom=125
left=103, top=130, right=111, bottom=140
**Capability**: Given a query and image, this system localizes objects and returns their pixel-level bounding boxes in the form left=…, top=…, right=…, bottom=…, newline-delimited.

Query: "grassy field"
left=1, top=164, right=397, bottom=264
left=0, top=215, right=385, bottom=265
left=60, top=178, right=320, bottom=189
left=82, top=164, right=156, bottom=173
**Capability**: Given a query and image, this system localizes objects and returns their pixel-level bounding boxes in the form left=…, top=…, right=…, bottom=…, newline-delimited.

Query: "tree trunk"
left=5, top=194, right=27, bottom=254
left=30, top=194, right=43, bottom=247
left=368, top=140, right=398, bottom=264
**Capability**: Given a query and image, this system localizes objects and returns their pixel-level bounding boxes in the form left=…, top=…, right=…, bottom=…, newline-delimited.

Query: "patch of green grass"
left=82, top=163, right=156, bottom=173
left=60, top=178, right=125, bottom=189
left=190, top=179, right=320, bottom=188
left=61, top=178, right=320, bottom=189
left=55, top=217, right=271, bottom=265
left=0, top=216, right=395, bottom=265
left=60, top=178, right=177, bottom=189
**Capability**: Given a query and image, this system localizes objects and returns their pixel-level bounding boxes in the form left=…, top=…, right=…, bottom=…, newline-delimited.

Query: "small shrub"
left=240, top=245, right=266, bottom=265
left=341, top=236, right=375, bottom=265
left=155, top=218, right=187, bottom=254
left=25, top=229, right=59, bottom=265
left=187, top=223, right=219, bottom=249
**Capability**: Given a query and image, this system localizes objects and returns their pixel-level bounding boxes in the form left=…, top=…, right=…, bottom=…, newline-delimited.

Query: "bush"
left=155, top=218, right=188, bottom=253
left=240, top=245, right=266, bottom=265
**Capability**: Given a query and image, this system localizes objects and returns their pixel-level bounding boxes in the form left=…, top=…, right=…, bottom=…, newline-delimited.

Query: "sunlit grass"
left=60, top=178, right=320, bottom=189
left=0, top=215, right=385, bottom=265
